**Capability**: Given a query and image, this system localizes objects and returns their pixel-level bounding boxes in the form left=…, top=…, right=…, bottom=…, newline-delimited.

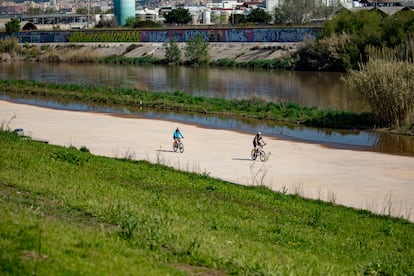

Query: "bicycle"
left=251, top=146, right=266, bottom=161
left=173, top=139, right=184, bottom=153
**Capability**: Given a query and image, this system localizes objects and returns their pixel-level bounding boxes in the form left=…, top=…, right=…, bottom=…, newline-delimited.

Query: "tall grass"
left=0, top=129, right=413, bottom=275
left=99, top=55, right=161, bottom=64
left=211, top=57, right=293, bottom=69
left=343, top=47, right=414, bottom=129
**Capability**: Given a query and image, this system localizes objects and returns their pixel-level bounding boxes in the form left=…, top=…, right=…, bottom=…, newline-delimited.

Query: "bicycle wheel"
left=251, top=149, right=257, bottom=160
left=179, top=142, right=184, bottom=153
left=173, top=141, right=178, bottom=152
left=259, top=150, right=266, bottom=162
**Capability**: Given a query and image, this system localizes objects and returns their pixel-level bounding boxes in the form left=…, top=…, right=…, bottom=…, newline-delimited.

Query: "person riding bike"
left=253, top=132, right=265, bottom=153
left=173, top=127, right=184, bottom=143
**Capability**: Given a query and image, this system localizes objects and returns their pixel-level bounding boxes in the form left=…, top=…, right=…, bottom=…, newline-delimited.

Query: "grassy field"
left=0, top=79, right=377, bottom=130
left=1, top=129, right=413, bottom=275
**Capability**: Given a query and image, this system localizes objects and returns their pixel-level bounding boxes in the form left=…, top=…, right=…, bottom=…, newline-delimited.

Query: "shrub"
left=163, top=39, right=181, bottom=65
left=294, top=32, right=360, bottom=71
left=185, top=34, right=209, bottom=65
left=343, top=58, right=414, bottom=128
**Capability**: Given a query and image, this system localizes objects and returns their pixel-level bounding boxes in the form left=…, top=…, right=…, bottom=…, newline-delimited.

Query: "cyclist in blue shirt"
left=173, top=127, right=184, bottom=143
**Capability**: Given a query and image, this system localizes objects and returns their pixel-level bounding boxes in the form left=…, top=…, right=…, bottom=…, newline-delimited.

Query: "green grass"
left=211, top=58, right=294, bottom=70
left=0, top=79, right=377, bottom=130
left=1, top=129, right=413, bottom=275
left=98, top=55, right=162, bottom=65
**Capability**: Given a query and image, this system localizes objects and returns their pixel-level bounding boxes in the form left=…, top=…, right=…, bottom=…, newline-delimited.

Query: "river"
left=1, top=62, right=413, bottom=156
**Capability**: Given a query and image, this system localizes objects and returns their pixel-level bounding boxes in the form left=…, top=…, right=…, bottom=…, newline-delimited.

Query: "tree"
left=232, top=14, right=247, bottom=25
left=185, top=34, right=209, bottom=65
left=273, top=7, right=285, bottom=25
left=5, top=18, right=20, bottom=35
left=164, top=8, right=192, bottom=25
left=164, top=38, right=181, bottom=65
left=247, top=8, right=271, bottom=24
left=134, top=20, right=162, bottom=28
left=279, top=0, right=314, bottom=24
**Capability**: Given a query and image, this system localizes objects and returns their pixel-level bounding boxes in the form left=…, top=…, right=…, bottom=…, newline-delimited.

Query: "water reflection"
left=2, top=93, right=413, bottom=156
left=0, top=62, right=368, bottom=111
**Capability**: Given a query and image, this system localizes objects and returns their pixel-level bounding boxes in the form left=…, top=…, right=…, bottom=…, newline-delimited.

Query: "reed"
left=344, top=56, right=414, bottom=129
left=0, top=37, right=21, bottom=56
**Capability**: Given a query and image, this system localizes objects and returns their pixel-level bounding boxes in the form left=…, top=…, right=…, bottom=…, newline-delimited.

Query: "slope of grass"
left=1, top=129, right=413, bottom=275
left=0, top=79, right=377, bottom=130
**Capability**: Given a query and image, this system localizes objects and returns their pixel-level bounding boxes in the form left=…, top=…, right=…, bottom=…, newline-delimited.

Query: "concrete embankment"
left=42, top=42, right=300, bottom=62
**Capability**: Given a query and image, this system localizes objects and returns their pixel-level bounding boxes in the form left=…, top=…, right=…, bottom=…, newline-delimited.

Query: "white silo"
left=192, top=13, right=199, bottom=25
left=203, top=9, right=211, bottom=25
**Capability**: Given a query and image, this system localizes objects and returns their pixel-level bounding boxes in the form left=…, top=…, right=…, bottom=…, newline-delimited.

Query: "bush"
left=185, top=34, right=209, bottom=65
left=294, top=32, right=360, bottom=71
left=343, top=58, right=414, bottom=128
left=163, top=39, right=181, bottom=65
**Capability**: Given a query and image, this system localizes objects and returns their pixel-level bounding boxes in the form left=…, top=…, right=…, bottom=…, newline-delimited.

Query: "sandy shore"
left=1, top=100, right=413, bottom=222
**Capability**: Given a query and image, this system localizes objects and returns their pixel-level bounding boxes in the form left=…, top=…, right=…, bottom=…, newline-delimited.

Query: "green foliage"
left=1, top=130, right=414, bottom=274
left=344, top=57, right=414, bottom=129
left=232, top=14, right=247, bottom=25
left=212, top=57, right=294, bottom=69
left=124, top=16, right=138, bottom=28
left=5, top=18, right=20, bottom=35
left=320, top=10, right=384, bottom=47
left=273, top=7, right=285, bottom=24
left=382, top=11, right=414, bottom=48
left=163, top=38, right=181, bottom=65
left=53, top=147, right=90, bottom=165
left=246, top=8, right=272, bottom=24
left=295, top=32, right=360, bottom=71
left=307, top=9, right=414, bottom=70
left=134, top=20, right=163, bottom=28
left=211, top=58, right=238, bottom=67
left=99, top=55, right=160, bottom=64
left=185, top=34, right=210, bottom=65
left=123, top=17, right=161, bottom=28
left=164, top=8, right=192, bottom=25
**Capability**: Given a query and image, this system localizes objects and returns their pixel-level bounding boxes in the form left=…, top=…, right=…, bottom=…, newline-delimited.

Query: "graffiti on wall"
left=15, top=28, right=317, bottom=43
left=139, top=28, right=316, bottom=42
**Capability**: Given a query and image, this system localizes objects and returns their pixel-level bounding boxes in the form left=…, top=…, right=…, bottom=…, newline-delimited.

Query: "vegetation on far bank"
left=294, top=10, right=414, bottom=72
left=1, top=129, right=413, bottom=275
left=0, top=79, right=377, bottom=130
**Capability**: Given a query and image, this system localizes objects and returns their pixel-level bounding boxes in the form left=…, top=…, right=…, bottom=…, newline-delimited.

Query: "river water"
left=1, top=62, right=413, bottom=156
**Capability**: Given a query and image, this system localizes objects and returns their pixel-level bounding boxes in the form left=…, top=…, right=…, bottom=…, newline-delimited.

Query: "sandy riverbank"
left=1, top=100, right=413, bottom=222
